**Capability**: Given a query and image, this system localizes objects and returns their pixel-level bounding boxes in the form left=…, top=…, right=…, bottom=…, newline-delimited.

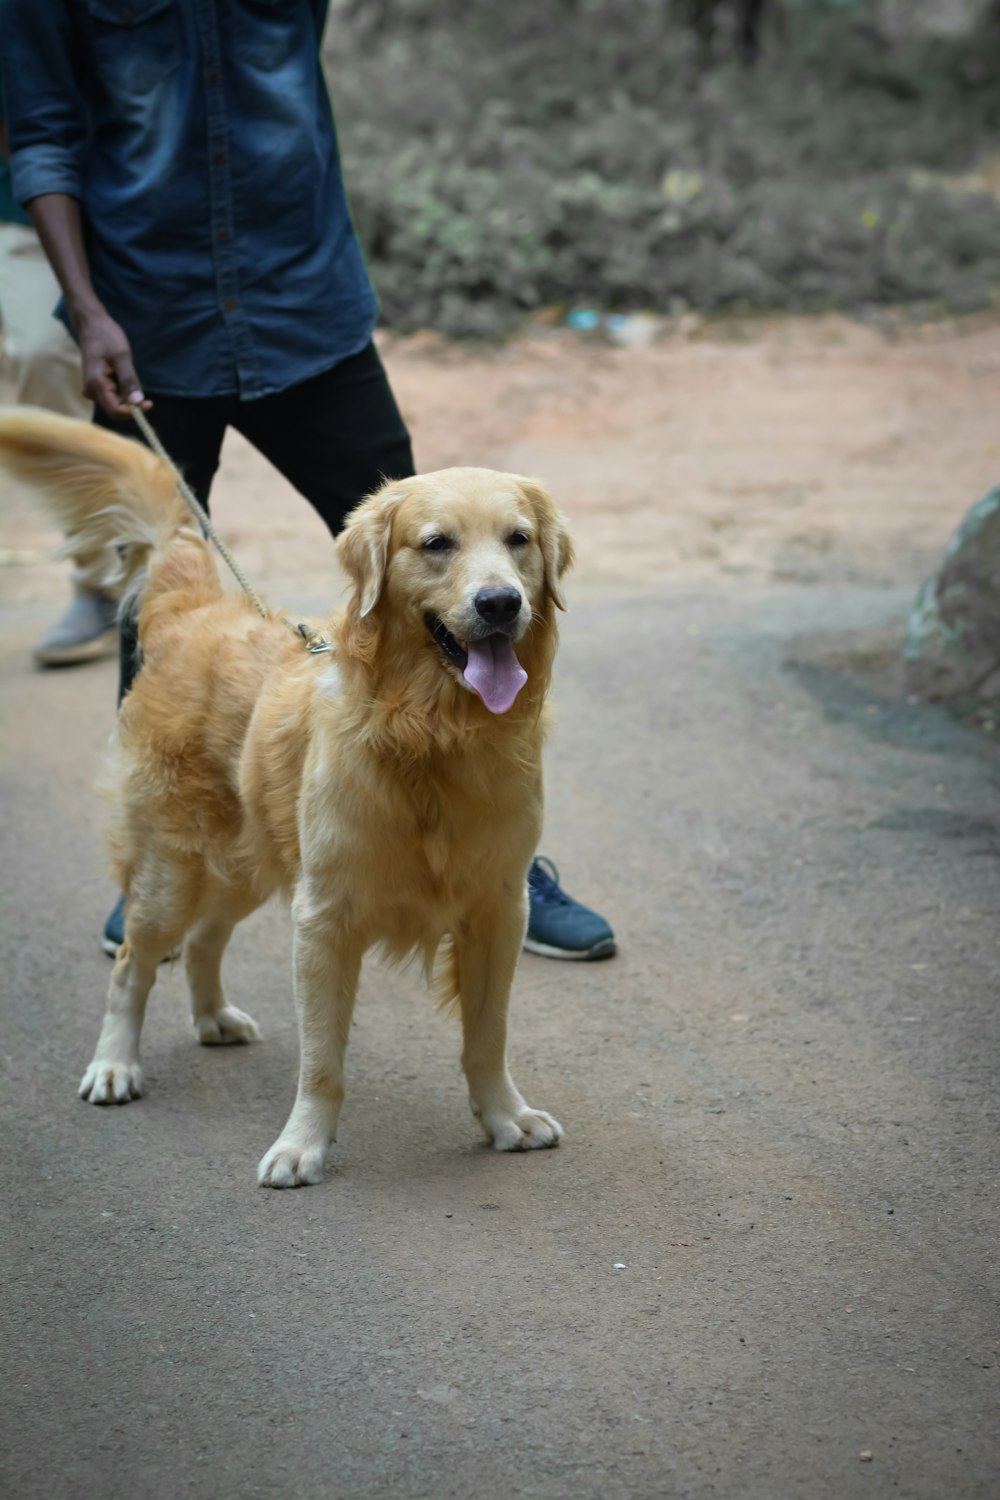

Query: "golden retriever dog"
left=0, top=409, right=571, bottom=1186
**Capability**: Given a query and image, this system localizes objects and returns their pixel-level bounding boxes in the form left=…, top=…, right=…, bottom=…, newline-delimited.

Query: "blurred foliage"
left=324, top=0, right=1000, bottom=335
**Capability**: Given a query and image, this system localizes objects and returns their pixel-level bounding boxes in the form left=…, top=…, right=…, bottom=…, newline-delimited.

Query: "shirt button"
left=122, top=5, right=135, bottom=18
left=207, top=69, right=220, bottom=85
left=223, top=297, right=237, bottom=314
left=212, top=149, right=226, bottom=166
left=216, top=226, right=231, bottom=244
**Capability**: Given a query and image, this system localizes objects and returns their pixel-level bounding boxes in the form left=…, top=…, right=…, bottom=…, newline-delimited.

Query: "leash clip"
left=292, top=620, right=334, bottom=654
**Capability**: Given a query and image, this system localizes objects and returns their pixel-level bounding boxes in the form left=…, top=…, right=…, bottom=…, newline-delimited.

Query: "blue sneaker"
left=525, top=857, right=616, bottom=961
left=102, top=894, right=179, bottom=962
left=101, top=893, right=127, bottom=956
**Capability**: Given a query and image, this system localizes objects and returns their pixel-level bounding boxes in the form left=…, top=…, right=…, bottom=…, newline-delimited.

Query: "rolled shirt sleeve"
left=2, top=0, right=87, bottom=206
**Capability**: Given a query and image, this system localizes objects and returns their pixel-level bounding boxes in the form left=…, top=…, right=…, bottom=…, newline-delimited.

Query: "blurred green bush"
left=325, top=1, right=1000, bottom=335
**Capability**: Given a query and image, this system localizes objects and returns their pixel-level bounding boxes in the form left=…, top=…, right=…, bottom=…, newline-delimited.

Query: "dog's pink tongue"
left=463, top=636, right=528, bottom=714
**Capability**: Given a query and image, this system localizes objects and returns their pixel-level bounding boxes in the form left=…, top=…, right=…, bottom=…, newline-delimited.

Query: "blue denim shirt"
left=1, top=0, right=379, bottom=399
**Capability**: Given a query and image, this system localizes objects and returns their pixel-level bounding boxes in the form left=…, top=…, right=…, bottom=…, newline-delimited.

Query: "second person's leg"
left=94, top=396, right=232, bottom=957
left=235, top=352, right=615, bottom=961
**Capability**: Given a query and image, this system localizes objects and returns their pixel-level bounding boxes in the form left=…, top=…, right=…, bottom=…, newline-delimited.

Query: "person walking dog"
left=2, top=0, right=615, bottom=961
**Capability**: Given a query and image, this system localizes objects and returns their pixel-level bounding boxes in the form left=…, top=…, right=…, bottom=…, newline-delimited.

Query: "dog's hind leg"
left=453, top=896, right=564, bottom=1152
left=79, top=858, right=198, bottom=1105
left=79, top=943, right=161, bottom=1104
left=185, top=883, right=263, bottom=1046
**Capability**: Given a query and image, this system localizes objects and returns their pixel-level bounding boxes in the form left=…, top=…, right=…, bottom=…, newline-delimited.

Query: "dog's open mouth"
left=425, top=613, right=528, bottom=715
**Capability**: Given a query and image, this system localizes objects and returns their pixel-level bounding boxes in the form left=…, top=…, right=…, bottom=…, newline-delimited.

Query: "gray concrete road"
left=1, top=578, right=997, bottom=1500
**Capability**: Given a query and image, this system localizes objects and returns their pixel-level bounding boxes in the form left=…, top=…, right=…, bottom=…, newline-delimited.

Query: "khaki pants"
left=0, top=221, right=113, bottom=589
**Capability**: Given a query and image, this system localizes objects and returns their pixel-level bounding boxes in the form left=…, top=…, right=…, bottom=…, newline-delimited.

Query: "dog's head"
left=338, top=468, right=572, bottom=716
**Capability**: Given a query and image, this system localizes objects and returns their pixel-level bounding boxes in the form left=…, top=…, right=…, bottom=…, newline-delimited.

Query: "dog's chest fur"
left=306, top=728, right=539, bottom=907
left=234, top=653, right=542, bottom=957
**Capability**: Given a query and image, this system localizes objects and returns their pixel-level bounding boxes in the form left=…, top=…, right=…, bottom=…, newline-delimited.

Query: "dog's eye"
left=506, top=531, right=530, bottom=548
left=422, top=535, right=455, bottom=553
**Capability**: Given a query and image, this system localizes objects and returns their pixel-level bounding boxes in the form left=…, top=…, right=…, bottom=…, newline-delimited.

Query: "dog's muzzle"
left=424, top=612, right=528, bottom=715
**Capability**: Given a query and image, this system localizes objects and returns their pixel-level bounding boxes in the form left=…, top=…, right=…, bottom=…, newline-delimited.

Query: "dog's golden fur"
left=0, top=408, right=572, bottom=1186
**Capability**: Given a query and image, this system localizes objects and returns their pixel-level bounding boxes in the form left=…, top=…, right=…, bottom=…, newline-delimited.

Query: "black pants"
left=95, top=342, right=415, bottom=699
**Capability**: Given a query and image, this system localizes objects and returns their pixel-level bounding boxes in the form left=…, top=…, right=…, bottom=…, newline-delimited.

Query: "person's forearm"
left=25, top=191, right=150, bottom=417
left=26, top=191, right=103, bottom=330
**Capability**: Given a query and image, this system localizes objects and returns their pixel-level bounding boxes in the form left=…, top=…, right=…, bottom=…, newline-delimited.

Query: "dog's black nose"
left=474, top=586, right=522, bottom=626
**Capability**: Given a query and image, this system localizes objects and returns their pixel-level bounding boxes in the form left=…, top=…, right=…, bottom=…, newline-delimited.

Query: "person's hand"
left=74, top=304, right=153, bottom=419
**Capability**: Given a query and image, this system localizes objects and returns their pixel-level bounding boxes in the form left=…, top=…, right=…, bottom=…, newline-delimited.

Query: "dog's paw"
left=257, top=1137, right=328, bottom=1189
left=195, top=1006, right=262, bottom=1046
left=484, top=1106, right=564, bottom=1152
left=79, top=1059, right=144, bottom=1105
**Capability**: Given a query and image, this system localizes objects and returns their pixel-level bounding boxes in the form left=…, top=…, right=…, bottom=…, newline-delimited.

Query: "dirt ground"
left=1, top=317, right=999, bottom=1500
left=4, top=312, right=1000, bottom=606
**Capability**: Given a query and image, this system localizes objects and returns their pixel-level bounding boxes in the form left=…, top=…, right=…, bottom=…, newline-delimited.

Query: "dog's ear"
left=520, top=478, right=574, bottom=611
left=338, top=485, right=407, bottom=617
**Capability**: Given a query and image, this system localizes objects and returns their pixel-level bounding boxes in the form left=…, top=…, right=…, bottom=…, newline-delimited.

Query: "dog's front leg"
left=257, top=886, right=362, bottom=1189
left=455, top=896, right=564, bottom=1152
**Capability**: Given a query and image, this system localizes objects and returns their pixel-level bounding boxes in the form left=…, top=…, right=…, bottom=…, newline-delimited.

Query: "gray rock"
left=903, top=485, right=1000, bottom=700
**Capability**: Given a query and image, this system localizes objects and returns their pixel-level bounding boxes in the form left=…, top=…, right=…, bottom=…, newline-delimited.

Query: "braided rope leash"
left=129, top=403, right=332, bottom=653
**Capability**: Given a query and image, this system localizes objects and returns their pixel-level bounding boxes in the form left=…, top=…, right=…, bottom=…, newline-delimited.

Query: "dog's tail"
left=0, top=407, right=222, bottom=622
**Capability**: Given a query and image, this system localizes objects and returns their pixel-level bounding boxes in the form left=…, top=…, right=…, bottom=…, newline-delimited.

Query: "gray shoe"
left=34, top=588, right=118, bottom=667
